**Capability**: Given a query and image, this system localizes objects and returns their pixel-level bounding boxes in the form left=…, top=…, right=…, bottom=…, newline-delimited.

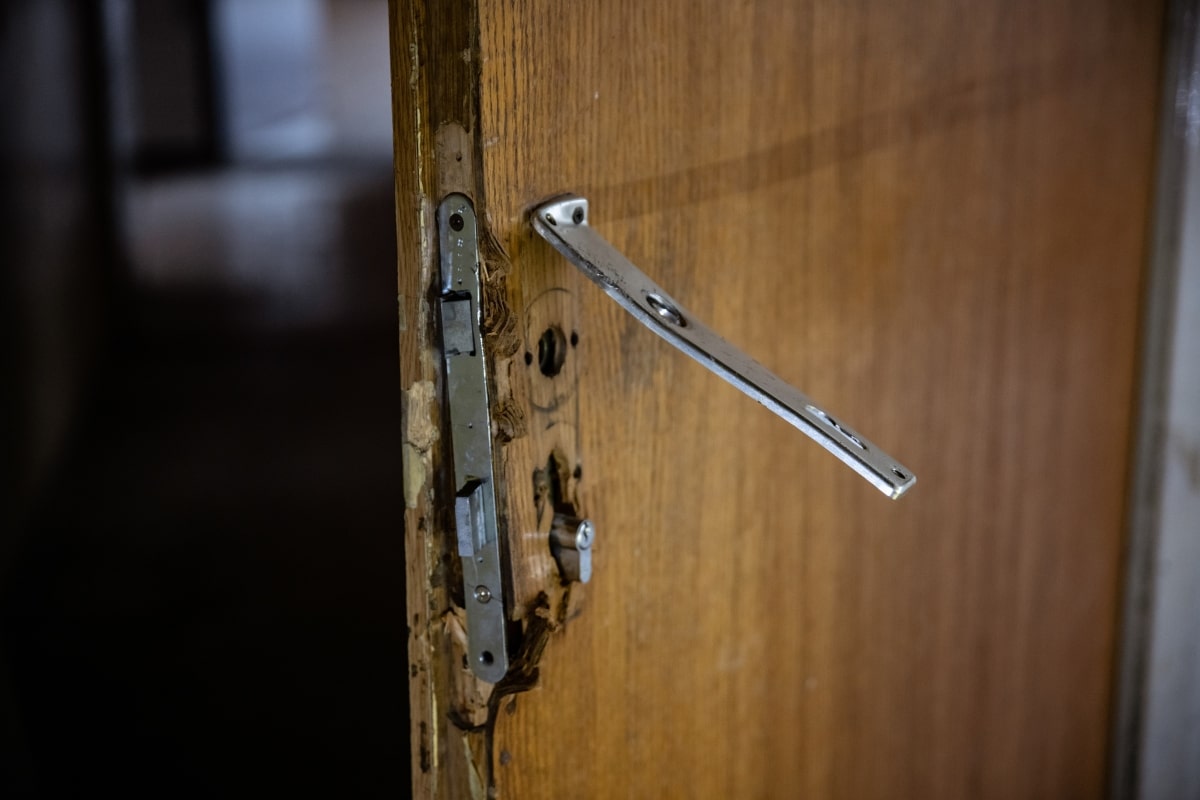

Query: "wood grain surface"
left=394, top=1, right=1165, bottom=797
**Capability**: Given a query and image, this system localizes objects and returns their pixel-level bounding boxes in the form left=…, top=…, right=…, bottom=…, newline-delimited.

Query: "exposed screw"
left=474, top=585, right=492, bottom=604
left=572, top=207, right=585, bottom=224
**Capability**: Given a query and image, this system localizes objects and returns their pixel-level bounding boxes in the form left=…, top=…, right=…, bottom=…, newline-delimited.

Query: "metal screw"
left=572, top=207, right=585, bottom=224
left=474, top=585, right=492, bottom=604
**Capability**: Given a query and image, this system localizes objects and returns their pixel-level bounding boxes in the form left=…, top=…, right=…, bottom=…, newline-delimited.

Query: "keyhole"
left=537, top=326, right=567, bottom=377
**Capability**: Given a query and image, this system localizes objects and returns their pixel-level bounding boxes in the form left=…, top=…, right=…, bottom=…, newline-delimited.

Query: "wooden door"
left=391, top=1, right=1164, bottom=797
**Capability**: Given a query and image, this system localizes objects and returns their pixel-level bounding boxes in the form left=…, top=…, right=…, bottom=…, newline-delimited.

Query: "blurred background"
left=1, top=0, right=408, bottom=795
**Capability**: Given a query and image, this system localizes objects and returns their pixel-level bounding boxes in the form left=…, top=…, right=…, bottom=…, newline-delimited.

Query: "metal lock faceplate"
left=437, top=194, right=508, bottom=682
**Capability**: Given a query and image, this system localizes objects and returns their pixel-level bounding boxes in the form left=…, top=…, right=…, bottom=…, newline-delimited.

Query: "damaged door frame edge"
left=391, top=0, right=506, bottom=797
left=393, top=0, right=579, bottom=795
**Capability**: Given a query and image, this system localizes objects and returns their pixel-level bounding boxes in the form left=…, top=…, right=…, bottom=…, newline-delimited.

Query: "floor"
left=2, top=162, right=410, bottom=797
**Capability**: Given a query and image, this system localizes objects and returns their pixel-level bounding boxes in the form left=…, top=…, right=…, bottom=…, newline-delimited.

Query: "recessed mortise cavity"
left=534, top=451, right=593, bottom=584
left=550, top=514, right=595, bottom=584
left=526, top=325, right=579, bottom=373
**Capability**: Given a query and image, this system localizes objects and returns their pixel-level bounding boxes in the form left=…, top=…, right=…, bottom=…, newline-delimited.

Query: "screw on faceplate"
left=474, top=585, right=492, bottom=604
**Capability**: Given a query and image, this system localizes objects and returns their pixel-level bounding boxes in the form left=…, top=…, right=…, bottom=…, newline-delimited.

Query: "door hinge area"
left=437, top=194, right=508, bottom=682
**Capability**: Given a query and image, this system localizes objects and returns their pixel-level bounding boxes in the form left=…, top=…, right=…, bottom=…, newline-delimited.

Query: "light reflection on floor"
left=126, top=163, right=396, bottom=333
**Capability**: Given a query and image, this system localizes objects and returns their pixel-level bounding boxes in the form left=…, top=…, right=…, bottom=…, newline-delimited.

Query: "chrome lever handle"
left=531, top=194, right=916, bottom=499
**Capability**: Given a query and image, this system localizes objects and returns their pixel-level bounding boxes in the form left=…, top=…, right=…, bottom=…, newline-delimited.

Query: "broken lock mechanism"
left=550, top=514, right=594, bottom=584
left=437, top=192, right=915, bottom=681
left=436, top=194, right=509, bottom=682
left=436, top=194, right=598, bottom=682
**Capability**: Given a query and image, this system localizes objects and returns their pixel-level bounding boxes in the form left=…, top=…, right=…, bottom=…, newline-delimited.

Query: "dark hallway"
left=1, top=2, right=409, bottom=796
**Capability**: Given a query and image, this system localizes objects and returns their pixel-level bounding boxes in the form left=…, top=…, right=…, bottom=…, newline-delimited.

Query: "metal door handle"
left=532, top=195, right=916, bottom=499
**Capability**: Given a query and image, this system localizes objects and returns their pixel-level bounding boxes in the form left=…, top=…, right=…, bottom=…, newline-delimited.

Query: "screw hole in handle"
left=646, top=293, right=687, bottom=327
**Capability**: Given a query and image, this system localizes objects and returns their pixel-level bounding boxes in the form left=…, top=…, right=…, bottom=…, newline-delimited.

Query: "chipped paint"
left=403, top=380, right=438, bottom=508
left=403, top=443, right=427, bottom=509
left=405, top=380, right=439, bottom=450
left=417, top=195, right=436, bottom=378
left=442, top=608, right=491, bottom=730
left=465, top=739, right=486, bottom=800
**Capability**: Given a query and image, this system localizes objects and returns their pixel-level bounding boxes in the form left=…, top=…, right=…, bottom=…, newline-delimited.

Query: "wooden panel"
left=393, top=0, right=1164, bottom=797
